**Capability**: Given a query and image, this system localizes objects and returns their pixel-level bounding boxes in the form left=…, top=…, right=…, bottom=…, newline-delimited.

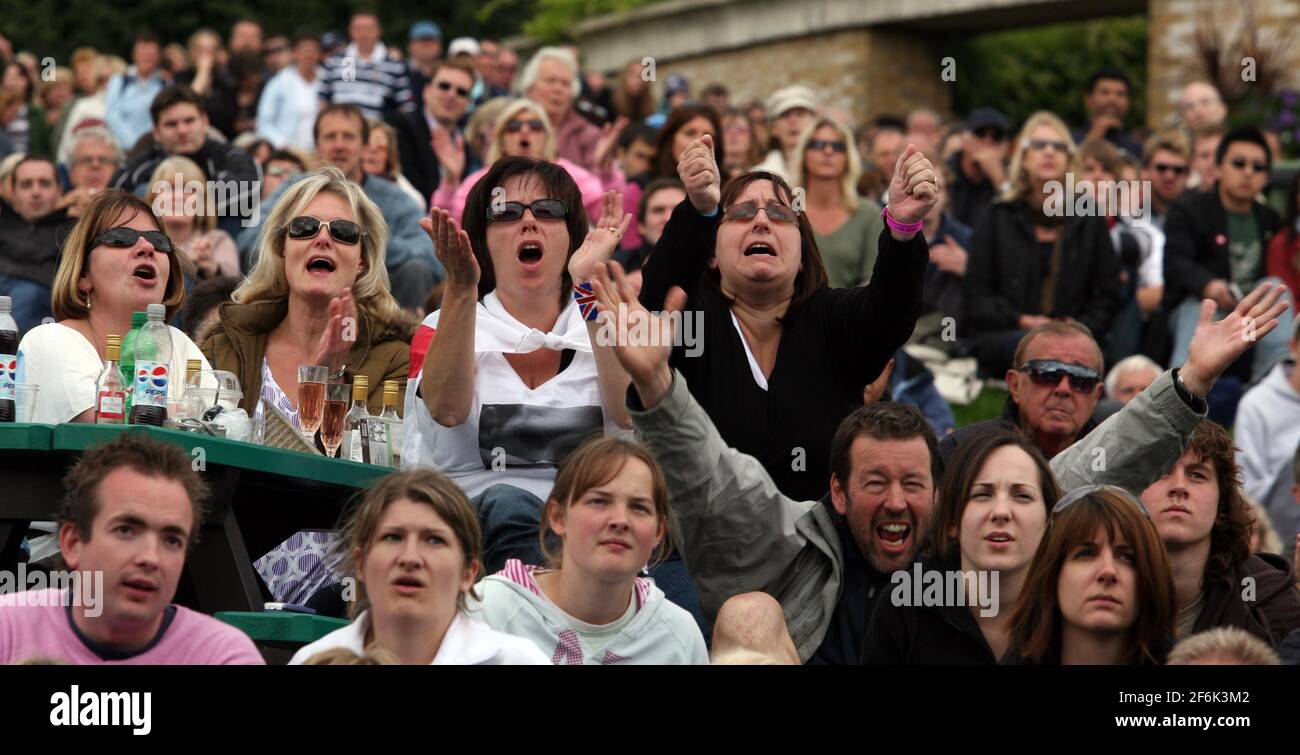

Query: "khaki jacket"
left=199, top=299, right=411, bottom=416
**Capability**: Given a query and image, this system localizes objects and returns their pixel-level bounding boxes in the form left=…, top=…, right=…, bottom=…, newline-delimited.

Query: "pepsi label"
left=134, top=361, right=169, bottom=408
left=0, top=352, right=16, bottom=401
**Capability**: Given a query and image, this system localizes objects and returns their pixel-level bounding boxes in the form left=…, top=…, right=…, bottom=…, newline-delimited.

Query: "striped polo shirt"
left=318, top=42, right=416, bottom=121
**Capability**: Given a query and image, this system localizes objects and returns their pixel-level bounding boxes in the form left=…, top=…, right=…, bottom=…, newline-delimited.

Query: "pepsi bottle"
left=129, top=304, right=172, bottom=426
left=0, top=296, right=18, bottom=423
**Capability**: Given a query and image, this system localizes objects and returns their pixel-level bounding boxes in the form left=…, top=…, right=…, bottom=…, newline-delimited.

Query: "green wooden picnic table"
left=0, top=422, right=390, bottom=614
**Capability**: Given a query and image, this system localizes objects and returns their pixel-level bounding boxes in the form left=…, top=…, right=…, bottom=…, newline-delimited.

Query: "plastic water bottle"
left=119, top=311, right=147, bottom=416
left=129, top=304, right=172, bottom=426
left=0, top=296, right=18, bottom=423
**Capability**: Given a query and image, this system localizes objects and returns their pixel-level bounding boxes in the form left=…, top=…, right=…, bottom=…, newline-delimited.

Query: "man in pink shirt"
left=0, top=433, right=263, bottom=664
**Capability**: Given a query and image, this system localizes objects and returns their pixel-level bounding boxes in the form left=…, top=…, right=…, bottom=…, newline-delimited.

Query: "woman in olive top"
left=789, top=116, right=884, bottom=288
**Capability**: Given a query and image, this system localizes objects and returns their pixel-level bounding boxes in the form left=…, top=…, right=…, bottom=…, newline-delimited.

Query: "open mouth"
left=392, top=575, right=425, bottom=593
left=517, top=138, right=532, bottom=152
left=307, top=256, right=337, bottom=273
left=986, top=532, right=1014, bottom=544
left=744, top=242, right=776, bottom=257
left=517, top=241, right=543, bottom=264
left=876, top=522, right=911, bottom=551
left=132, top=264, right=157, bottom=282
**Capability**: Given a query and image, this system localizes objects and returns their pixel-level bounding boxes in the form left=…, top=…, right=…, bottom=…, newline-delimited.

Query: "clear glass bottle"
left=380, top=380, right=403, bottom=467
left=342, top=375, right=370, bottom=462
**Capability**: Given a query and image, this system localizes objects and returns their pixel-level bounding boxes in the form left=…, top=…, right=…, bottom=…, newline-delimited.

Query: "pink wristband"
left=881, top=205, right=923, bottom=235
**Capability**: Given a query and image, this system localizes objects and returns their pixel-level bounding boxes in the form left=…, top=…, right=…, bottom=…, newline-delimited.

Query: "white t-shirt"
left=403, top=293, right=619, bottom=501
left=18, top=322, right=211, bottom=424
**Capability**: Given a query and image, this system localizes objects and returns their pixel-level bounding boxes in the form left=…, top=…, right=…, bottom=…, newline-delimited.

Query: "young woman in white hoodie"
left=469, top=437, right=709, bottom=664
left=290, top=470, right=549, bottom=665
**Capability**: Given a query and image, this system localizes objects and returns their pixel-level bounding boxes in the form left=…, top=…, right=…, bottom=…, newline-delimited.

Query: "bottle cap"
left=146, top=303, right=166, bottom=319
left=0, top=295, right=11, bottom=312
left=131, top=311, right=148, bottom=326
left=187, top=359, right=202, bottom=370
left=384, top=380, right=399, bottom=401
left=354, top=374, right=368, bottom=390
left=106, top=334, right=121, bottom=347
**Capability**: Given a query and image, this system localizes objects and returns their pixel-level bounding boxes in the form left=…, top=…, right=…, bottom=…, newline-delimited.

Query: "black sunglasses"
left=503, top=119, right=546, bottom=134
left=973, top=127, right=1006, bottom=142
left=1052, top=484, right=1151, bottom=518
left=1151, top=162, right=1188, bottom=176
left=808, top=139, right=848, bottom=153
left=1025, top=138, right=1071, bottom=154
left=723, top=200, right=798, bottom=224
left=487, top=199, right=567, bottom=222
left=1228, top=157, right=1268, bottom=174
left=436, top=80, right=472, bottom=98
left=287, top=216, right=364, bottom=245
left=1018, top=359, right=1101, bottom=393
left=93, top=227, right=174, bottom=254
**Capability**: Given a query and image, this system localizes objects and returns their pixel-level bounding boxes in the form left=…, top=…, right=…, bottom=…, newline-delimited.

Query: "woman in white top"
left=290, top=469, right=548, bottom=665
left=407, top=155, right=632, bottom=573
left=147, top=156, right=241, bottom=280
left=19, top=189, right=210, bottom=424
left=469, top=436, right=708, bottom=664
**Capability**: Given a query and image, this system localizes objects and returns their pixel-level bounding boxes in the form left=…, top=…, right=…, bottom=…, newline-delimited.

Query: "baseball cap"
left=665, top=73, right=690, bottom=97
left=965, top=107, right=1010, bottom=137
left=410, top=21, right=442, bottom=41
left=765, top=85, right=818, bottom=120
left=448, top=37, right=480, bottom=58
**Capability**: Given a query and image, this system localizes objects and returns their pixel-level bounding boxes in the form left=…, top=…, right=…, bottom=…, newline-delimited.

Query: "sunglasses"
left=436, top=80, right=472, bottom=98
left=93, top=226, right=174, bottom=254
left=487, top=199, right=567, bottom=222
left=1150, top=162, right=1188, bottom=176
left=1024, top=138, right=1071, bottom=155
left=287, top=216, right=365, bottom=245
left=503, top=119, right=546, bottom=134
left=1018, top=359, right=1101, bottom=393
left=723, top=200, right=798, bottom=224
left=1051, top=484, right=1150, bottom=518
left=808, top=139, right=848, bottom=153
left=1228, top=157, right=1268, bottom=174
left=973, top=127, right=1006, bottom=142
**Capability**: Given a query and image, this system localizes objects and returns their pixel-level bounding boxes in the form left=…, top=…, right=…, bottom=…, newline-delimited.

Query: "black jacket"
left=962, top=199, right=1123, bottom=339
left=1193, top=552, right=1300, bottom=648
left=111, top=138, right=260, bottom=223
left=392, top=111, right=473, bottom=204
left=0, top=200, right=74, bottom=286
left=1161, top=188, right=1280, bottom=308
left=812, top=497, right=891, bottom=665
left=860, top=552, right=1000, bottom=664
left=936, top=395, right=1101, bottom=478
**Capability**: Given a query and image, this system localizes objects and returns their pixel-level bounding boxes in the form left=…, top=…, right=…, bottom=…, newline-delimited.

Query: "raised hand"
left=591, top=261, right=683, bottom=409
left=569, top=189, right=632, bottom=283
left=312, top=290, right=359, bottom=372
left=678, top=133, right=721, bottom=215
left=432, top=128, right=466, bottom=185
left=886, top=144, right=940, bottom=229
left=420, top=207, right=479, bottom=291
left=1181, top=281, right=1289, bottom=396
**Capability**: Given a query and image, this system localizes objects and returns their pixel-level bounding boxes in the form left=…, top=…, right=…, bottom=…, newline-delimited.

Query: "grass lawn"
left=951, top=386, right=1008, bottom=429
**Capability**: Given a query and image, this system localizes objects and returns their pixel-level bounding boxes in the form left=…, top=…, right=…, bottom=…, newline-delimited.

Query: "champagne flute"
left=320, top=383, right=350, bottom=458
left=297, top=365, right=328, bottom=445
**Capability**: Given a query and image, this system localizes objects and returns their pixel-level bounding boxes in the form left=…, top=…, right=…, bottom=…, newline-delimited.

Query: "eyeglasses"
left=1150, top=163, right=1188, bottom=176
left=1051, top=484, right=1150, bottom=518
left=1017, top=359, right=1101, bottom=393
left=973, top=127, right=1006, bottom=142
left=503, top=119, right=546, bottom=134
left=1024, top=138, right=1072, bottom=155
left=287, top=216, right=365, bottom=245
left=486, top=199, right=567, bottom=222
left=93, top=226, right=174, bottom=254
left=808, top=139, right=847, bottom=153
left=1228, top=157, right=1268, bottom=174
left=266, top=165, right=297, bottom=178
left=722, top=200, right=798, bottom=224
left=436, top=80, right=472, bottom=99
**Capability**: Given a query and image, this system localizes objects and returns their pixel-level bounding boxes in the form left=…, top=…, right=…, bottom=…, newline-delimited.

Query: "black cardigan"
left=638, top=199, right=928, bottom=502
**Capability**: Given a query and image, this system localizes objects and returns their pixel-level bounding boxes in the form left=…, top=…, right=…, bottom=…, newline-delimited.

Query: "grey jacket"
left=628, top=368, right=1207, bottom=662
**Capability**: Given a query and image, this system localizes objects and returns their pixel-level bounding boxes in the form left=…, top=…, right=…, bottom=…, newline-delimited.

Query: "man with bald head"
left=939, top=322, right=1108, bottom=468
left=1179, top=81, right=1227, bottom=131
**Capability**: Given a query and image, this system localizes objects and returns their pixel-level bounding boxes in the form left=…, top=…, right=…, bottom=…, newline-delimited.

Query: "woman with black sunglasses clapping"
left=20, top=189, right=211, bottom=423
left=633, top=132, right=938, bottom=502
left=961, top=111, right=1125, bottom=378
left=406, top=155, right=632, bottom=575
